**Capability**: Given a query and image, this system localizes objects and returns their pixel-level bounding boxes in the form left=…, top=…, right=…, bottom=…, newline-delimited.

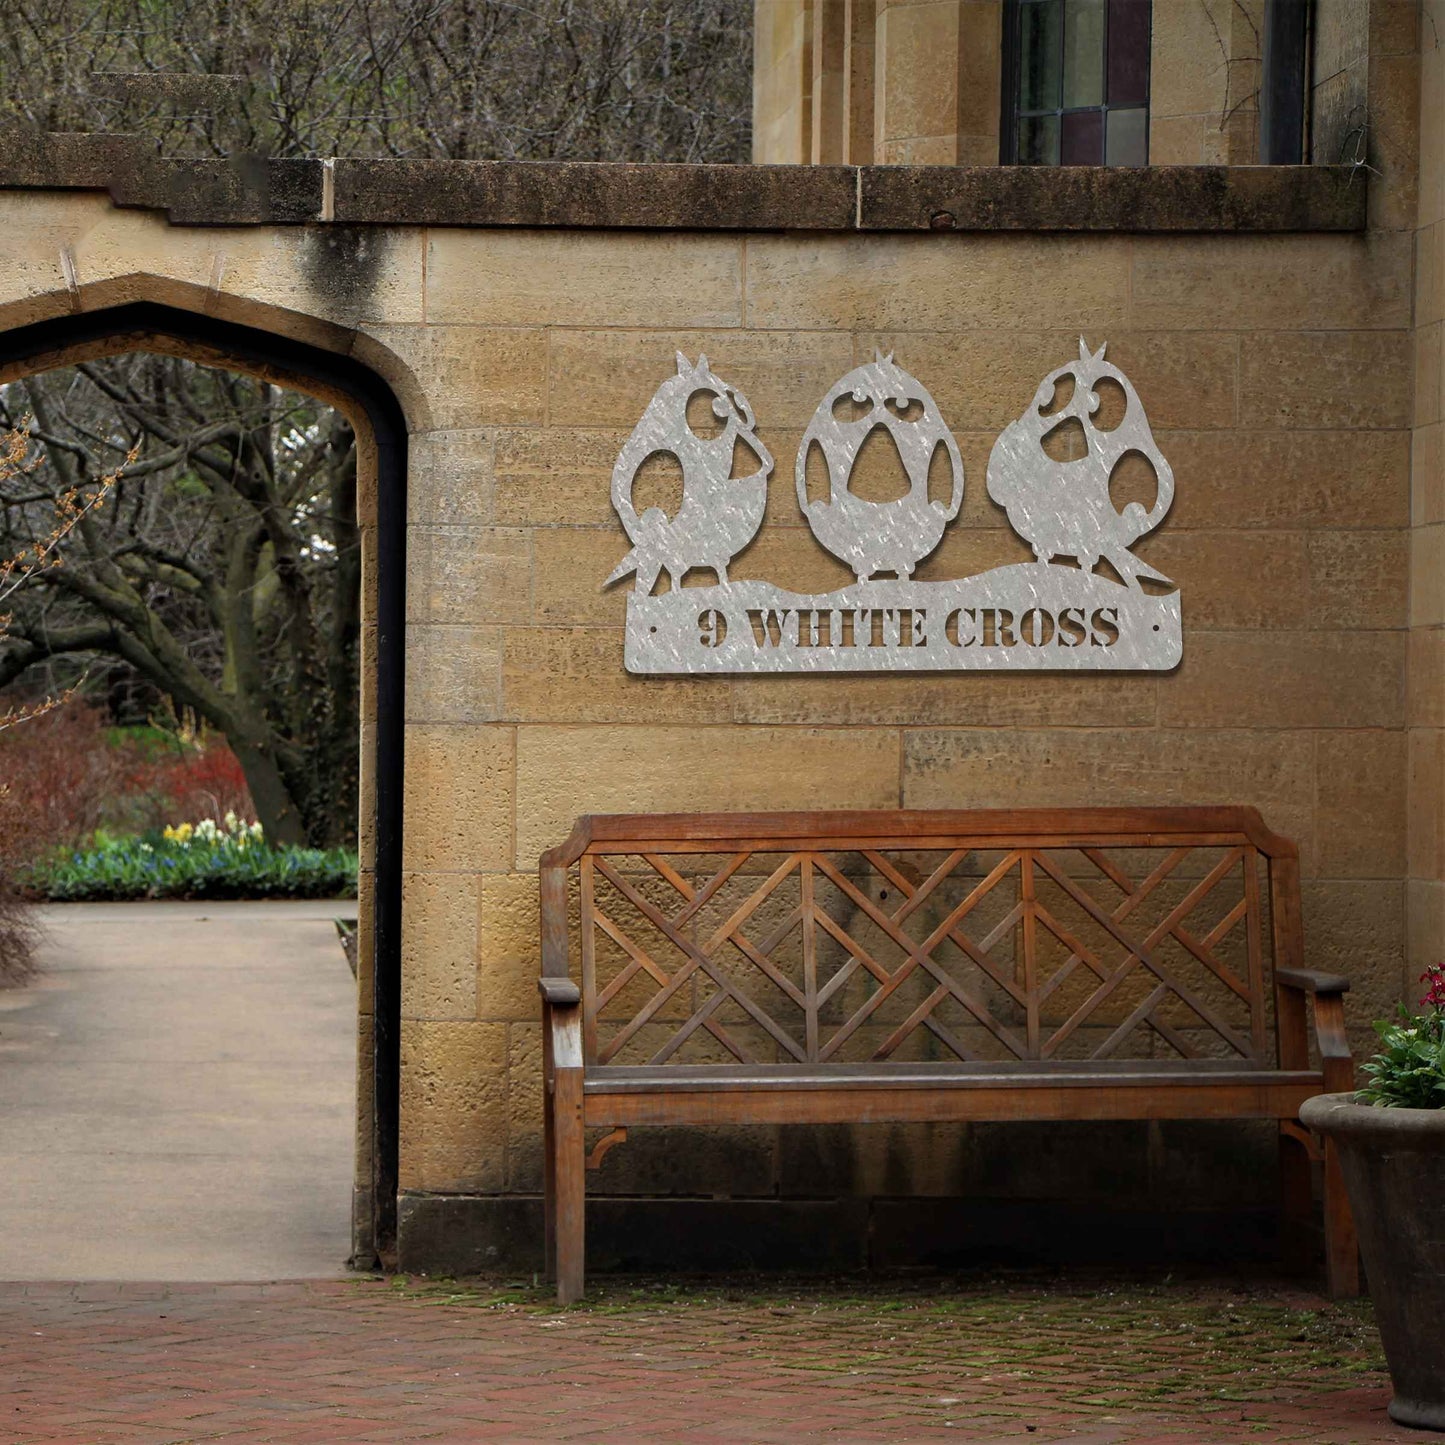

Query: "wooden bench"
left=539, top=807, right=1357, bottom=1303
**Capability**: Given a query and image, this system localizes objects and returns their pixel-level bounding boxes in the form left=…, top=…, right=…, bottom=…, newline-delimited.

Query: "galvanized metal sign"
left=605, top=342, right=1181, bottom=675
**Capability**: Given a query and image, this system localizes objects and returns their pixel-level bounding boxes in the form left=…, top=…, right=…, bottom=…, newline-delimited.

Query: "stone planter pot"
left=1300, top=1093, right=1445, bottom=1431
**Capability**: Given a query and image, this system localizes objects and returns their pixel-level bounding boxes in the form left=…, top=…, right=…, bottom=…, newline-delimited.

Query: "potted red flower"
left=1301, top=965, right=1445, bottom=1431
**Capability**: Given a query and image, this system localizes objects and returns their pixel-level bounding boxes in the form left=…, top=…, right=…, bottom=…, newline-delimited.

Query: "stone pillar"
left=874, top=0, right=1002, bottom=164
left=753, top=0, right=813, bottom=163
left=811, top=0, right=848, bottom=161
left=843, top=0, right=877, bottom=162
left=1410, top=0, right=1445, bottom=984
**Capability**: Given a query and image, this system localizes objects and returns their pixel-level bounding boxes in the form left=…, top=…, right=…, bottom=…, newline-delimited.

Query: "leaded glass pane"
left=1107, top=0, right=1151, bottom=105
left=1062, top=0, right=1105, bottom=108
left=1019, top=113, right=1061, bottom=165
left=1105, top=105, right=1148, bottom=165
left=1020, top=0, right=1063, bottom=112
left=1061, top=109, right=1104, bottom=164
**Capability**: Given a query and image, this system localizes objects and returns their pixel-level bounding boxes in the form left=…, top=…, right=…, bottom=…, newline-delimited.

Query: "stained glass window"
left=1005, top=0, right=1151, bottom=166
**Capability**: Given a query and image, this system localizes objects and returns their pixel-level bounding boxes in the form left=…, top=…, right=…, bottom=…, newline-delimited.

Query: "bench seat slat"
left=586, top=1061, right=1320, bottom=1090
left=582, top=1074, right=1324, bottom=1127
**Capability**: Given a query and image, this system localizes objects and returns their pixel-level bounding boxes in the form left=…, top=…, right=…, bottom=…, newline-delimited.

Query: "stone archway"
left=0, top=299, right=407, bottom=1263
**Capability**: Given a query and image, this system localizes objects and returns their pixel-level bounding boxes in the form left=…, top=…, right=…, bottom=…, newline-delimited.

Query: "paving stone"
left=0, top=1273, right=1412, bottom=1442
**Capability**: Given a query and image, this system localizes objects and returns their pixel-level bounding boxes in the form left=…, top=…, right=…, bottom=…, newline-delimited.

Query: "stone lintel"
left=0, top=130, right=1367, bottom=233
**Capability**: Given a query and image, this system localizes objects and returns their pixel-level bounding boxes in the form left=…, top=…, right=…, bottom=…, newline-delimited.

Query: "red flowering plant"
left=1358, top=965, right=1445, bottom=1109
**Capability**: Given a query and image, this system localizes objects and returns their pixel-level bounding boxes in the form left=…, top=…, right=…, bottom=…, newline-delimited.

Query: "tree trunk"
left=230, top=737, right=309, bottom=847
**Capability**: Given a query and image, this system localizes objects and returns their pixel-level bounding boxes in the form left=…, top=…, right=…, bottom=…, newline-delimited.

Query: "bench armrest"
left=1276, top=970, right=1353, bottom=1094
left=1277, top=967, right=1350, bottom=995
left=539, top=977, right=581, bottom=1007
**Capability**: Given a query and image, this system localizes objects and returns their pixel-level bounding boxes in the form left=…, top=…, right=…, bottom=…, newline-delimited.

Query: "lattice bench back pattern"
left=538, top=808, right=1356, bottom=1302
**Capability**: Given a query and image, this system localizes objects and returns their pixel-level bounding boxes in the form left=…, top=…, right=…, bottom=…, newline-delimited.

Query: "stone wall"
left=0, top=3, right=1429, bottom=1268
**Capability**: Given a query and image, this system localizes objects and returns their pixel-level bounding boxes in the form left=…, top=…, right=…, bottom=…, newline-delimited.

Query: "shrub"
left=0, top=784, right=38, bottom=986
left=0, top=703, right=122, bottom=863
left=0, top=866, right=39, bottom=985
left=113, top=732, right=253, bottom=833
left=0, top=704, right=257, bottom=865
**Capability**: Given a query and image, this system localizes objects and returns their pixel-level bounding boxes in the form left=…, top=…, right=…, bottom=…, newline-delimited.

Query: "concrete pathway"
left=0, top=1275, right=1411, bottom=1443
left=0, top=900, right=358, bottom=1281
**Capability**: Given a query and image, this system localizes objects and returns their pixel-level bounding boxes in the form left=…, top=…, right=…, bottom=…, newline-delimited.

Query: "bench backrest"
left=540, top=808, right=1304, bottom=1071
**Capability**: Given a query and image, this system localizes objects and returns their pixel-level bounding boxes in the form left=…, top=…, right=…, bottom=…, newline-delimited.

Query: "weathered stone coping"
left=0, top=131, right=1366, bottom=232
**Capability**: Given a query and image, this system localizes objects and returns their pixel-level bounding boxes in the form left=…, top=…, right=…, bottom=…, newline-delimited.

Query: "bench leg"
left=552, top=1066, right=586, bottom=1305
left=542, top=1065, right=557, bottom=1285
left=1278, top=1124, right=1313, bottom=1276
left=1322, top=1136, right=1360, bottom=1299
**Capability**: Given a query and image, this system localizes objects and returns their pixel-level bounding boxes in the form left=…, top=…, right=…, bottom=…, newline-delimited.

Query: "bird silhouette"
left=986, top=339, right=1174, bottom=588
left=605, top=353, right=772, bottom=593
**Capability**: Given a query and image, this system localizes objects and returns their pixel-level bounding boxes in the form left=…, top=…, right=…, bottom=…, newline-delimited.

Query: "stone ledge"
left=0, top=130, right=1367, bottom=233
left=332, top=159, right=858, bottom=229
left=860, top=163, right=1367, bottom=232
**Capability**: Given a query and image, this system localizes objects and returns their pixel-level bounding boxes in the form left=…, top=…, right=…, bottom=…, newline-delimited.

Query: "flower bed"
left=30, top=813, right=357, bottom=902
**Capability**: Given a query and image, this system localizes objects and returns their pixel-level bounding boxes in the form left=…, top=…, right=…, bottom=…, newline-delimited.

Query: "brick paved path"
left=0, top=1274, right=1415, bottom=1443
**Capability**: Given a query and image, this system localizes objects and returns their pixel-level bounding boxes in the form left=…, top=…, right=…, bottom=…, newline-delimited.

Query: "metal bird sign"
left=604, top=343, right=1181, bottom=675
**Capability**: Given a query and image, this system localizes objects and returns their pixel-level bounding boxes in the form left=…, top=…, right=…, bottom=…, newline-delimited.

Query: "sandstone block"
left=902, top=729, right=1315, bottom=862
left=744, top=234, right=1130, bottom=332
left=1239, top=332, right=1412, bottom=429
left=535, top=528, right=635, bottom=626
left=358, top=720, right=377, bottom=872
left=1422, top=14, right=1445, bottom=227
left=354, top=1011, right=375, bottom=1156
left=1161, top=431, right=1408, bottom=531
left=1131, top=233, right=1411, bottom=332
left=1408, top=727, right=1445, bottom=880
left=1412, top=422, right=1444, bottom=527
left=355, top=878, right=375, bottom=1004
left=548, top=328, right=857, bottom=431
left=402, top=724, right=514, bottom=873
left=363, top=324, right=546, bottom=430
left=1306, top=532, right=1408, bottom=629
left=1363, top=54, right=1420, bottom=235
left=1417, top=222, right=1444, bottom=329
left=399, top=1019, right=508, bottom=1192
left=406, top=624, right=503, bottom=725
left=1158, top=633, right=1404, bottom=730
left=731, top=669, right=1156, bottom=728
left=1417, top=321, right=1442, bottom=429
left=1407, top=877, right=1445, bottom=977
left=1316, top=731, right=1407, bottom=878
left=1408, top=628, right=1445, bottom=729
left=505, top=1023, right=544, bottom=1191
left=515, top=725, right=901, bottom=868
left=401, top=871, right=481, bottom=1021
left=494, top=428, right=626, bottom=527
left=853, top=330, right=1238, bottom=433
left=406, top=525, right=531, bottom=626
left=1148, top=0, right=1243, bottom=117
left=477, top=874, right=545, bottom=1020
left=501, top=628, right=734, bottom=725
left=215, top=224, right=425, bottom=327
left=408, top=429, right=494, bottom=525
left=1144, top=532, right=1308, bottom=629
left=1300, top=880, right=1406, bottom=1056
left=426, top=229, right=743, bottom=328
left=1410, top=524, right=1445, bottom=628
